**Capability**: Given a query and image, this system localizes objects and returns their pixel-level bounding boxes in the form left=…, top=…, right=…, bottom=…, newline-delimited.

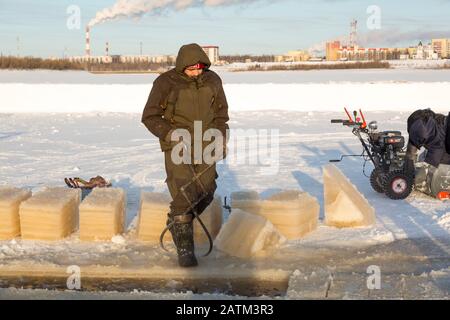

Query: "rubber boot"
left=167, top=214, right=198, bottom=268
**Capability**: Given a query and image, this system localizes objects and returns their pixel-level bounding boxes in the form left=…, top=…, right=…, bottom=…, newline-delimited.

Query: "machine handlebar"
left=331, top=119, right=356, bottom=126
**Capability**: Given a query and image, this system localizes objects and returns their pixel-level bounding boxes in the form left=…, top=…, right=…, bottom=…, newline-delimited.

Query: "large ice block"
left=19, top=187, right=81, bottom=240
left=137, top=192, right=172, bottom=242
left=0, top=187, right=32, bottom=240
left=231, top=191, right=261, bottom=213
left=194, top=197, right=223, bottom=244
left=137, top=192, right=223, bottom=244
left=231, top=190, right=319, bottom=239
left=260, top=190, right=319, bottom=239
left=79, top=188, right=126, bottom=241
left=323, top=164, right=376, bottom=228
left=214, top=209, right=285, bottom=258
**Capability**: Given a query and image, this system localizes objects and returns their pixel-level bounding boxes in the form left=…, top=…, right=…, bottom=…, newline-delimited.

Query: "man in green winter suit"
left=142, top=43, right=229, bottom=267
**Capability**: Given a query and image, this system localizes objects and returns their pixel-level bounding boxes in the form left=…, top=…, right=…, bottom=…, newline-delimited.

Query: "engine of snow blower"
left=331, top=108, right=414, bottom=200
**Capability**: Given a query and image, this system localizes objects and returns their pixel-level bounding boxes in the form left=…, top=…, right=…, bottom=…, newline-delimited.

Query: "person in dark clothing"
left=141, top=43, right=229, bottom=267
left=405, top=109, right=450, bottom=197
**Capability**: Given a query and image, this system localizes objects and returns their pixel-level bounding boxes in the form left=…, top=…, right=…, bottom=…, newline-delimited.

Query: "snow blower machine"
left=331, top=108, right=414, bottom=200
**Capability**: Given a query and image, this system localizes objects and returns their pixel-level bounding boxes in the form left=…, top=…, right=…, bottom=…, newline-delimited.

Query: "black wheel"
left=370, top=169, right=385, bottom=193
left=383, top=170, right=413, bottom=200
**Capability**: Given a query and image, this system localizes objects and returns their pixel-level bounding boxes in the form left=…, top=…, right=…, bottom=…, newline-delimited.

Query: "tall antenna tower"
left=16, top=36, right=20, bottom=57
left=140, top=41, right=143, bottom=56
left=350, top=19, right=358, bottom=47
left=85, top=26, right=91, bottom=57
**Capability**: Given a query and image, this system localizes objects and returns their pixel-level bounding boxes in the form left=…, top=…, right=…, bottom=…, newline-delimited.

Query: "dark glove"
left=404, top=142, right=418, bottom=177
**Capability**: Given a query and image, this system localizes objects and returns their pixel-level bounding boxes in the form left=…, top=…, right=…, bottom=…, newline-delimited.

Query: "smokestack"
left=105, top=41, right=109, bottom=56
left=85, top=25, right=91, bottom=57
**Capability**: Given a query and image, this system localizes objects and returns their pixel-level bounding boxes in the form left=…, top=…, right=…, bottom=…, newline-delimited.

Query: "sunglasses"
left=185, top=63, right=206, bottom=71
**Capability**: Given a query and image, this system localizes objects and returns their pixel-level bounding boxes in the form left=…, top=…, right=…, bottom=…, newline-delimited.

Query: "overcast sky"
left=1, top=0, right=450, bottom=58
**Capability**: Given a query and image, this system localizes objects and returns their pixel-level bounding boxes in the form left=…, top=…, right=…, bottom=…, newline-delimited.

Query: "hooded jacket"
left=407, top=109, right=450, bottom=167
left=142, top=44, right=229, bottom=151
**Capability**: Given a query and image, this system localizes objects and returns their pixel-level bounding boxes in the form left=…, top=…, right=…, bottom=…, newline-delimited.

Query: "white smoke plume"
left=89, top=0, right=262, bottom=27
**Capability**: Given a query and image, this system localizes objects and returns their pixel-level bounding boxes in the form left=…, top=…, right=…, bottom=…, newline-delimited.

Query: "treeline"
left=220, top=55, right=276, bottom=63
left=236, top=61, right=390, bottom=71
left=0, top=56, right=171, bottom=72
left=0, top=56, right=85, bottom=70
left=87, top=62, right=170, bottom=73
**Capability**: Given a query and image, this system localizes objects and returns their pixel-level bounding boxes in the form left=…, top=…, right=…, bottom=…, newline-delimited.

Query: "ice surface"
left=0, top=186, right=32, bottom=239
left=19, top=187, right=81, bottom=240
left=231, top=190, right=319, bottom=239
left=323, top=164, right=376, bottom=228
left=79, top=188, right=126, bottom=241
left=3, top=69, right=450, bottom=84
left=214, top=209, right=286, bottom=258
left=1, top=108, right=450, bottom=298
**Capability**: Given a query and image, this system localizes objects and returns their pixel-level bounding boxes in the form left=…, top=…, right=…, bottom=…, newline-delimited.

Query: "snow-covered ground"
left=0, top=70, right=449, bottom=299
left=2, top=70, right=450, bottom=113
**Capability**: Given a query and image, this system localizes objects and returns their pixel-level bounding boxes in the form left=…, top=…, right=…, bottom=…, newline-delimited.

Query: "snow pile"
left=111, top=235, right=126, bottom=245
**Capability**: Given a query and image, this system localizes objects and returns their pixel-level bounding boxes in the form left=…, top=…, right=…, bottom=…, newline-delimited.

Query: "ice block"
left=215, top=209, right=285, bottom=258
left=19, top=187, right=81, bottom=240
left=79, top=188, right=126, bottom=241
left=0, top=186, right=32, bottom=239
left=323, top=164, right=376, bottom=228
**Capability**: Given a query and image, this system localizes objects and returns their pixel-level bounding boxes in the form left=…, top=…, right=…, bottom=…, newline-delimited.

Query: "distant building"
left=202, top=46, right=219, bottom=65
left=326, top=41, right=341, bottom=61
left=275, top=50, right=310, bottom=62
left=68, top=55, right=112, bottom=63
left=324, top=40, right=439, bottom=61
left=289, top=50, right=310, bottom=61
left=120, top=55, right=152, bottom=63
left=68, top=54, right=175, bottom=64
left=415, top=42, right=425, bottom=60
left=413, top=42, right=439, bottom=60
left=432, top=39, right=450, bottom=59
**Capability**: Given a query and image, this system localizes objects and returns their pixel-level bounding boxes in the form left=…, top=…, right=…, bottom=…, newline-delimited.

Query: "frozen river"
left=1, top=68, right=450, bottom=84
